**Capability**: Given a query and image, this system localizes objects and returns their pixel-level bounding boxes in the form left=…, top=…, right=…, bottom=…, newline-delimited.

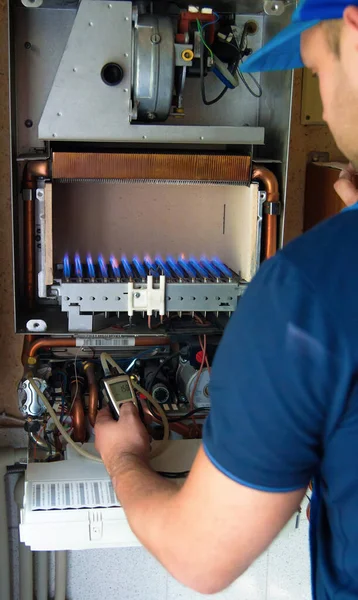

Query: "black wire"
left=148, top=351, right=181, bottom=393
left=200, top=41, right=229, bottom=106
left=238, top=70, right=263, bottom=98
left=200, top=26, right=244, bottom=106
left=157, top=471, right=189, bottom=479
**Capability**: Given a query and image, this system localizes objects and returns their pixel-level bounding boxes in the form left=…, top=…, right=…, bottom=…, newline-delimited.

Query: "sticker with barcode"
left=76, top=337, right=135, bottom=347
left=31, top=480, right=120, bottom=510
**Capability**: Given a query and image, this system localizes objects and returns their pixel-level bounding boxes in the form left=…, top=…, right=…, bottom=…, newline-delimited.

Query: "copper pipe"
left=22, top=161, right=49, bottom=307
left=141, top=402, right=202, bottom=438
left=26, top=336, right=169, bottom=363
left=252, top=166, right=280, bottom=259
left=84, top=362, right=98, bottom=427
left=23, top=161, right=49, bottom=190
left=27, top=338, right=77, bottom=361
left=21, top=335, right=35, bottom=366
left=70, top=379, right=86, bottom=443
left=134, top=337, right=169, bottom=346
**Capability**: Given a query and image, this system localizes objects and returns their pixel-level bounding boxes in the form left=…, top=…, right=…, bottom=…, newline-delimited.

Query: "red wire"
left=199, top=335, right=211, bottom=373
left=190, top=335, right=207, bottom=413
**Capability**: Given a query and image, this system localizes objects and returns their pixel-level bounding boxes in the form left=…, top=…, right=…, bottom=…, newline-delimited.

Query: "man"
left=95, top=2, right=358, bottom=597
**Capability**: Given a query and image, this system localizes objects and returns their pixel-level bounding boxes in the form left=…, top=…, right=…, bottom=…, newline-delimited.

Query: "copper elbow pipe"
left=84, top=362, right=98, bottom=427
left=70, top=379, right=86, bottom=443
left=23, top=161, right=49, bottom=190
left=252, top=166, right=280, bottom=259
left=27, top=338, right=77, bottom=362
left=22, top=335, right=35, bottom=366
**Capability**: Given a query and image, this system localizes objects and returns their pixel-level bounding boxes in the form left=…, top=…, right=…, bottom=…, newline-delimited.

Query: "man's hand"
left=94, top=403, right=151, bottom=478
left=334, top=162, right=358, bottom=207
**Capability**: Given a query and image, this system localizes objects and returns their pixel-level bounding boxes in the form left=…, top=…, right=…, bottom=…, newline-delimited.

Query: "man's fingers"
left=95, top=405, right=113, bottom=425
left=334, top=177, right=358, bottom=207
left=119, top=402, right=140, bottom=418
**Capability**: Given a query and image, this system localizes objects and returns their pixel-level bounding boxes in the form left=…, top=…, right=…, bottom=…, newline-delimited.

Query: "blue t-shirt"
left=203, top=205, right=358, bottom=600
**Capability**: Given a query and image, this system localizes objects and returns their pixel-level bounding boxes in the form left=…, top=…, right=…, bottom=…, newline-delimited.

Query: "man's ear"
left=344, top=6, right=358, bottom=36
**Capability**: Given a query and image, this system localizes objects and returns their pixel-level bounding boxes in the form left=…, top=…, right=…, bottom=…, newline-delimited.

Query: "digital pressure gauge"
left=103, top=374, right=138, bottom=419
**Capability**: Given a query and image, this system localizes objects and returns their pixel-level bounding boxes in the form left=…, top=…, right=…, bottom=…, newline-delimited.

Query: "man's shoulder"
left=275, top=209, right=358, bottom=328
left=279, top=210, right=358, bottom=282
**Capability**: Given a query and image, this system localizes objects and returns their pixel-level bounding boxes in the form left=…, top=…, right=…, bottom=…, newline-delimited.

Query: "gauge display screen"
left=108, top=380, right=132, bottom=401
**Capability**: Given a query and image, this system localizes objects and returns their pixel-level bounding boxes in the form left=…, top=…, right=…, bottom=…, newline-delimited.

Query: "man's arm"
left=95, top=404, right=304, bottom=595
left=96, top=253, right=344, bottom=593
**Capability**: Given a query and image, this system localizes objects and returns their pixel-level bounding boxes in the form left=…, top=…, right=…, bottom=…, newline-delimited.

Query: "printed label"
left=76, top=337, right=135, bottom=347
left=31, top=480, right=120, bottom=510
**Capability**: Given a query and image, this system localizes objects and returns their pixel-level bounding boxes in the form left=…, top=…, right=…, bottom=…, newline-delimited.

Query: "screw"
left=151, top=33, right=161, bottom=44
left=147, top=112, right=156, bottom=120
left=135, top=292, right=141, bottom=298
left=24, top=41, right=32, bottom=49
left=25, top=119, right=33, bottom=128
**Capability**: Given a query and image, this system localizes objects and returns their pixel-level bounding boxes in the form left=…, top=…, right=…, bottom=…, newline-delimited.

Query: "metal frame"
left=37, top=0, right=265, bottom=144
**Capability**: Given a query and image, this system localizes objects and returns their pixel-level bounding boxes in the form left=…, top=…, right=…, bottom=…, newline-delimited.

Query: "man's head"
left=241, top=2, right=358, bottom=169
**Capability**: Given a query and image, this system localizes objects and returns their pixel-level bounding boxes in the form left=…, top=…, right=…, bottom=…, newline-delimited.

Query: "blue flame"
left=74, top=253, right=83, bottom=278
left=189, top=256, right=209, bottom=279
left=178, top=256, right=196, bottom=279
left=86, top=253, right=96, bottom=278
left=200, top=257, right=222, bottom=279
left=144, top=255, right=159, bottom=277
left=167, top=256, right=185, bottom=279
left=63, top=253, right=71, bottom=278
left=98, top=254, right=108, bottom=278
left=110, top=254, right=121, bottom=278
left=121, top=255, right=133, bottom=278
left=211, top=257, right=233, bottom=278
left=155, top=256, right=171, bottom=278
left=133, top=256, right=147, bottom=279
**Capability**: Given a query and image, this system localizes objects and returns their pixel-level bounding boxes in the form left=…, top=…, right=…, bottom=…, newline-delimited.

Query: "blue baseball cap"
left=241, top=1, right=353, bottom=73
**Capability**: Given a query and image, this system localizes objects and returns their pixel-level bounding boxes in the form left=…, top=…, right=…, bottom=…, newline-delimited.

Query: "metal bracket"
left=263, top=0, right=295, bottom=16
left=263, top=201, right=281, bottom=216
left=307, top=151, right=330, bottom=164
left=174, top=43, right=194, bottom=66
left=255, top=191, right=266, bottom=273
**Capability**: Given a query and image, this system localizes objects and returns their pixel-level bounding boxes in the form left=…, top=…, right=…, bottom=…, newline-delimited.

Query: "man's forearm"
left=111, top=453, right=180, bottom=561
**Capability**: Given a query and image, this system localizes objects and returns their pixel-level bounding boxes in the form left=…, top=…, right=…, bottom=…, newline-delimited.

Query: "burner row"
left=61, top=254, right=235, bottom=282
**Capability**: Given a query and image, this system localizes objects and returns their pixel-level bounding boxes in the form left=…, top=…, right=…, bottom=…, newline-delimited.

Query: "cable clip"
left=263, top=201, right=281, bottom=216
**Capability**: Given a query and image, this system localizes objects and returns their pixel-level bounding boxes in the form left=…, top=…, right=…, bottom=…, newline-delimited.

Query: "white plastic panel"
left=53, top=182, right=260, bottom=282
left=20, top=440, right=200, bottom=551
